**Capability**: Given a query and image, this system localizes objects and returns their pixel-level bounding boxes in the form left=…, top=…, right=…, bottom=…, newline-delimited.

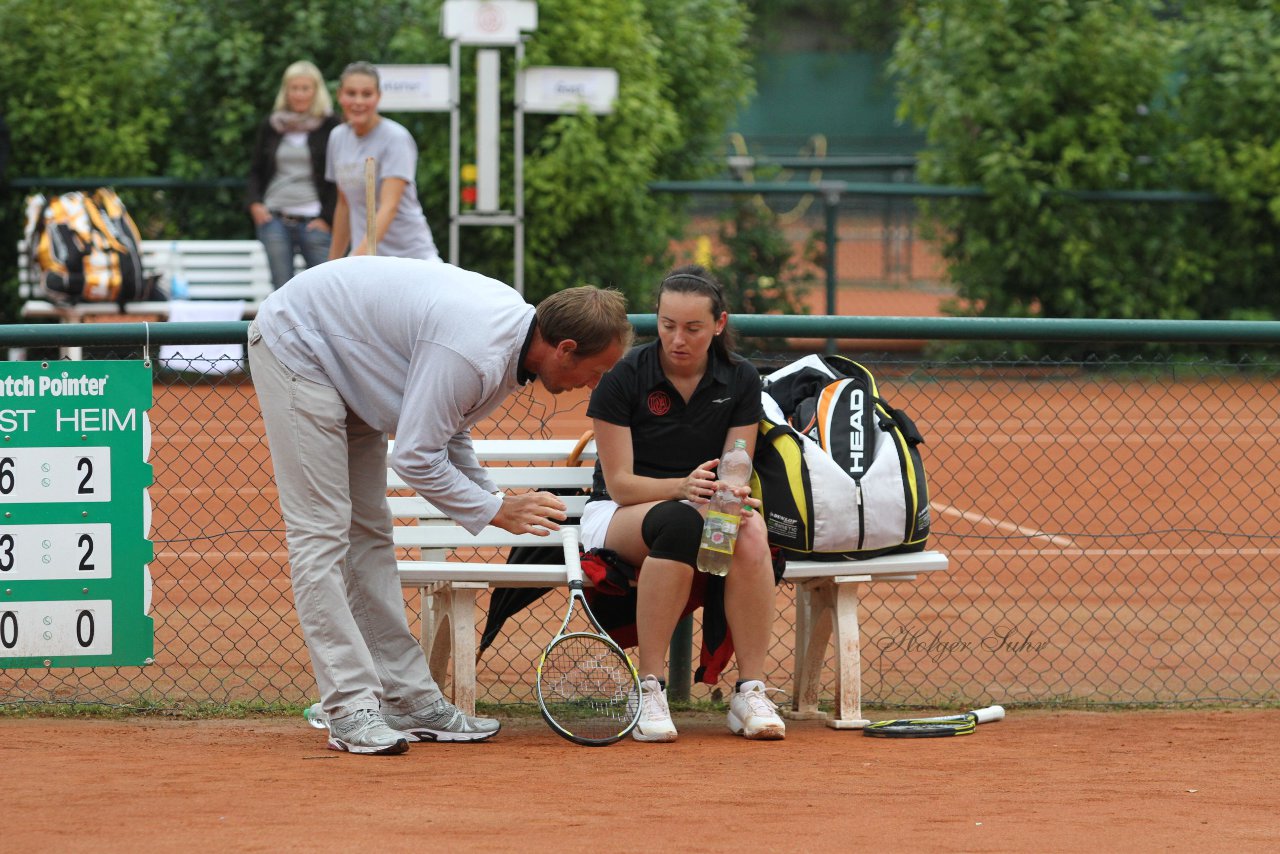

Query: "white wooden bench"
left=390, top=438, right=949, bottom=729
left=15, top=239, right=278, bottom=360
left=18, top=239, right=276, bottom=320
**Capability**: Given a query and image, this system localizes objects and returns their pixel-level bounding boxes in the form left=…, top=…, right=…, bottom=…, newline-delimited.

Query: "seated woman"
left=581, top=264, right=785, bottom=742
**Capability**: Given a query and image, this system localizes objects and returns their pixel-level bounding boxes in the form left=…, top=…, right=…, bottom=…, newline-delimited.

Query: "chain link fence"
left=2, top=331, right=1279, bottom=711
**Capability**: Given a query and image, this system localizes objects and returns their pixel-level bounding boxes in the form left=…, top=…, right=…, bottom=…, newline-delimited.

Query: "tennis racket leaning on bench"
left=863, top=705, right=1005, bottom=738
left=535, top=528, right=642, bottom=746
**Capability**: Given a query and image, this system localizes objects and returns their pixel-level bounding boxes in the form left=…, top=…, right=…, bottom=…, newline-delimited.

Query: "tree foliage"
left=0, top=0, right=172, bottom=315
left=1171, top=3, right=1280, bottom=319
left=892, top=0, right=1280, bottom=324
left=0, top=0, right=753, bottom=317
left=711, top=199, right=815, bottom=351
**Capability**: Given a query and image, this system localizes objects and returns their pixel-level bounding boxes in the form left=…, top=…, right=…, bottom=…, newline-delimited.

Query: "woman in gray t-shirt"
left=326, top=62, right=439, bottom=261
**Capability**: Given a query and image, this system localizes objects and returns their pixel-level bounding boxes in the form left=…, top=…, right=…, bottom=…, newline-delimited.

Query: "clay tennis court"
left=8, top=709, right=1279, bottom=851
left=5, top=353, right=1280, bottom=850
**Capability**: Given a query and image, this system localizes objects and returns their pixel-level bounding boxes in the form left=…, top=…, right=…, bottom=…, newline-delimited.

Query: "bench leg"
left=787, top=581, right=832, bottom=721
left=420, top=586, right=450, bottom=693
left=826, top=580, right=870, bottom=729
left=447, top=584, right=481, bottom=716
left=418, top=582, right=480, bottom=716
left=787, top=578, right=871, bottom=729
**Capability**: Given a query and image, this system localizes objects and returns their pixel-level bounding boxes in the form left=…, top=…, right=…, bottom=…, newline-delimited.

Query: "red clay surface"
left=7, top=709, right=1278, bottom=853
left=6, top=326, right=1280, bottom=852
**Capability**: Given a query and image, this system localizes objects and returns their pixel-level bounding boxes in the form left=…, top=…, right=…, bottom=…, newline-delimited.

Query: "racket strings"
left=540, top=634, right=637, bottom=740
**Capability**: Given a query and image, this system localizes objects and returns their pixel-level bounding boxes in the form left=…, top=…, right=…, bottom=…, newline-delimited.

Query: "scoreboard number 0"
left=0, top=601, right=112, bottom=657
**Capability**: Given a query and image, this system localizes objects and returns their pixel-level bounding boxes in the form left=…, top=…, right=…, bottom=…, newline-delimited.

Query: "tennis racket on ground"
left=535, top=528, right=642, bottom=747
left=863, top=704, right=1005, bottom=738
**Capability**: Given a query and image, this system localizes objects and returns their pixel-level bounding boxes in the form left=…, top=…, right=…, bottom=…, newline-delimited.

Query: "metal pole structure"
left=448, top=40, right=461, bottom=266
left=821, top=182, right=841, bottom=356
left=7, top=317, right=1280, bottom=352
left=475, top=49, right=501, bottom=214
left=514, top=38, right=526, bottom=294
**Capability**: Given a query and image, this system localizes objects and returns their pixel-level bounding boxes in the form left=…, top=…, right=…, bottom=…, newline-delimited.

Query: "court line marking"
left=942, top=547, right=1280, bottom=558
left=930, top=502, right=1076, bottom=548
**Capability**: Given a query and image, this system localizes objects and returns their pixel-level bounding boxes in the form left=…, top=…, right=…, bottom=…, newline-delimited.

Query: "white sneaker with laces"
left=727, top=680, right=786, bottom=740
left=384, top=700, right=501, bottom=743
left=632, top=674, right=678, bottom=743
left=326, top=708, right=410, bottom=755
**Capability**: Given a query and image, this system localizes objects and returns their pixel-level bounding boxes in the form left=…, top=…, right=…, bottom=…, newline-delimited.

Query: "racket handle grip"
left=971, top=705, right=1005, bottom=724
left=561, top=528, right=583, bottom=585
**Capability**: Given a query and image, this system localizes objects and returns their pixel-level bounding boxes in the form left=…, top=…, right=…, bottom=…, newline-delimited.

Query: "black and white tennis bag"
left=750, top=354, right=930, bottom=561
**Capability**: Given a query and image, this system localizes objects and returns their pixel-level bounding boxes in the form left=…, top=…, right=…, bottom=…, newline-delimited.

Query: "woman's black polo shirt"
left=586, top=340, right=763, bottom=501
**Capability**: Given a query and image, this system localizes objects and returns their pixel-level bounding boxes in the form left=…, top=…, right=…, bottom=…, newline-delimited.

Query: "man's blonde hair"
left=535, top=286, right=632, bottom=357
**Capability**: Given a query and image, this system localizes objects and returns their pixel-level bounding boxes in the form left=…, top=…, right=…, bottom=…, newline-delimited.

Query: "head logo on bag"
left=817, top=378, right=870, bottom=478
left=752, top=354, right=930, bottom=561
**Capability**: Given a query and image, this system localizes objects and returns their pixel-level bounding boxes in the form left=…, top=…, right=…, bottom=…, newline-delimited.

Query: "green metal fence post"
left=821, top=182, right=841, bottom=356
left=668, top=614, right=694, bottom=702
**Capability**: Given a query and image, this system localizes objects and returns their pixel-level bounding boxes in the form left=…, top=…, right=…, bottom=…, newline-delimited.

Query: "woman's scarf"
left=269, top=110, right=326, bottom=134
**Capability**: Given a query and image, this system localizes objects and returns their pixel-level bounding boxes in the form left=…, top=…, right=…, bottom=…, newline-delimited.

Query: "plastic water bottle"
left=168, top=240, right=189, bottom=300
left=696, top=439, right=753, bottom=576
left=304, top=702, right=329, bottom=730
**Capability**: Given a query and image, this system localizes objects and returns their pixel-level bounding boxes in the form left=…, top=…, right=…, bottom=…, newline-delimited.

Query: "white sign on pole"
left=376, top=65, right=453, bottom=112
left=442, top=0, right=538, bottom=46
left=518, top=67, right=618, bottom=115
left=476, top=50, right=502, bottom=212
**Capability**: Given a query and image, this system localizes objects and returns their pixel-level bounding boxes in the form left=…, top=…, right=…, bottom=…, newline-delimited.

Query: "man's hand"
left=490, top=491, right=568, bottom=536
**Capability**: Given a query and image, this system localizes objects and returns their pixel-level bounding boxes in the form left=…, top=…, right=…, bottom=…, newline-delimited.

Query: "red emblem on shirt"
left=647, top=391, right=672, bottom=416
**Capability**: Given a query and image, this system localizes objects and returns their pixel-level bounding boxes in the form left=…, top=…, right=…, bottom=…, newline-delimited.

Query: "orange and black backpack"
left=23, top=188, right=151, bottom=306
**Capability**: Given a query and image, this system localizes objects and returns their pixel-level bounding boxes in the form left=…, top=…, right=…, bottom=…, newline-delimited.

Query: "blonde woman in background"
left=246, top=60, right=341, bottom=289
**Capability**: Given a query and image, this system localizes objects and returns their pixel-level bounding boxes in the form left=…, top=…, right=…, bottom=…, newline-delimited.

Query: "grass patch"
left=0, top=699, right=309, bottom=720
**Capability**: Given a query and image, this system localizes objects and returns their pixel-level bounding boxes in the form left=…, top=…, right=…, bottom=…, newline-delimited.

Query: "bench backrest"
left=386, top=437, right=950, bottom=585
left=159, top=240, right=274, bottom=303
left=388, top=438, right=597, bottom=524
left=16, top=239, right=275, bottom=306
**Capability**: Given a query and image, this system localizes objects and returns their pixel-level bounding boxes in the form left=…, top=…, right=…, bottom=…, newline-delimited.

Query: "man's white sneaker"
left=727, top=680, right=786, bottom=740
left=384, top=700, right=501, bottom=743
left=326, top=708, right=410, bottom=755
left=632, top=674, right=678, bottom=743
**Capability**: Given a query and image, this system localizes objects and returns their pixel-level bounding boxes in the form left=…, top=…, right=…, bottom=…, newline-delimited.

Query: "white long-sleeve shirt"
left=255, top=256, right=535, bottom=533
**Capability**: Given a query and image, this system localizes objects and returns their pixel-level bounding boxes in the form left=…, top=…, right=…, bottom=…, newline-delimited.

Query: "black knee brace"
left=640, top=500, right=704, bottom=568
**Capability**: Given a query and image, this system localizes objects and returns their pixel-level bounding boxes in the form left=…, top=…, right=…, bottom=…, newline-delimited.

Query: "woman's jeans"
left=257, top=215, right=331, bottom=289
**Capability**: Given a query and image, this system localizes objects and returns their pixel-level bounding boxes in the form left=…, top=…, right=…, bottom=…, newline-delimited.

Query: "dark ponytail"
left=657, top=264, right=737, bottom=363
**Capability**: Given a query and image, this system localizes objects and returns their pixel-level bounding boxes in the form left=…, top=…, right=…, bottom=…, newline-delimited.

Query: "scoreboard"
left=0, top=361, right=155, bottom=667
